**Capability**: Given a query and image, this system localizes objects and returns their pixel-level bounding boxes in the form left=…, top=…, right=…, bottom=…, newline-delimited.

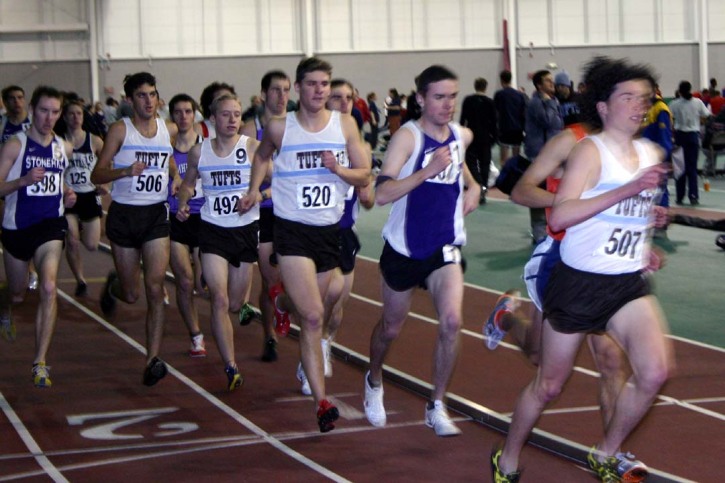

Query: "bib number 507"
left=603, top=228, right=642, bottom=259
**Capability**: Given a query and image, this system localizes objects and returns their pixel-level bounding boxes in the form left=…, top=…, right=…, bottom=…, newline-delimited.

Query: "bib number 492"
left=603, top=228, right=642, bottom=259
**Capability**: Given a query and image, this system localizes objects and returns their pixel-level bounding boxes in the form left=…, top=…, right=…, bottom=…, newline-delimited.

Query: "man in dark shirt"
left=460, top=77, right=497, bottom=203
left=493, top=70, right=527, bottom=168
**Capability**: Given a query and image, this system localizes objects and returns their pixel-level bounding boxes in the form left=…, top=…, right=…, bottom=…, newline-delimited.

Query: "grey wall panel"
left=708, top=44, right=725, bottom=88
left=0, top=61, right=91, bottom=100
left=97, top=55, right=303, bottom=106
left=514, top=44, right=700, bottom=96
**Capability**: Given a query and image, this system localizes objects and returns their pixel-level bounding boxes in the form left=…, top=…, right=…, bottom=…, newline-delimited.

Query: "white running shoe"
left=296, top=362, right=311, bottom=396
left=322, top=337, right=333, bottom=377
left=363, top=371, right=386, bottom=427
left=28, top=272, right=39, bottom=291
left=425, top=400, right=461, bottom=437
left=189, top=334, right=207, bottom=358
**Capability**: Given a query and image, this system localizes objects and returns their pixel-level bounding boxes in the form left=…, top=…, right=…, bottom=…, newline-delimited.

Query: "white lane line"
left=0, top=392, right=69, bottom=483
left=56, top=289, right=351, bottom=483
left=348, top=291, right=725, bottom=421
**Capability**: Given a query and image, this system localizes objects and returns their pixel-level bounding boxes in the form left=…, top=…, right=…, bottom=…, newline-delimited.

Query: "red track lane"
left=0, top=247, right=723, bottom=482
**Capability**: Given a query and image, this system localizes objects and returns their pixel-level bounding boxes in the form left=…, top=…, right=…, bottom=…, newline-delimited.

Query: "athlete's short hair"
left=295, top=57, right=332, bottom=85
left=579, top=56, right=656, bottom=130
left=499, top=70, right=512, bottom=84
left=532, top=70, right=551, bottom=90
left=415, top=65, right=458, bottom=96
left=200, top=82, right=236, bottom=119
left=474, top=77, right=488, bottom=92
left=123, top=72, right=157, bottom=98
left=169, top=93, right=199, bottom=115
left=2, top=85, right=24, bottom=103
left=261, top=70, right=290, bottom=93
left=210, top=93, right=241, bottom=117
left=30, top=85, right=63, bottom=108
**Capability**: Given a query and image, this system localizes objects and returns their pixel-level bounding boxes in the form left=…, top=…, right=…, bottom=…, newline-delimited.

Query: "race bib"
left=442, top=244, right=462, bottom=264
left=599, top=227, right=644, bottom=260
left=296, top=182, right=336, bottom=209
left=209, top=193, right=241, bottom=216
left=131, top=170, right=168, bottom=194
left=27, top=172, right=61, bottom=197
left=66, top=168, right=88, bottom=188
left=422, top=143, right=462, bottom=185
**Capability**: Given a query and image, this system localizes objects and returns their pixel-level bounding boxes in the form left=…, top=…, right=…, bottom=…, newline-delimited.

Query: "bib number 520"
left=603, top=228, right=642, bottom=259
left=298, top=183, right=334, bottom=209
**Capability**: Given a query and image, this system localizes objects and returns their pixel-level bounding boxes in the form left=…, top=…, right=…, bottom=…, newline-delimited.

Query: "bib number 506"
left=603, top=228, right=642, bottom=259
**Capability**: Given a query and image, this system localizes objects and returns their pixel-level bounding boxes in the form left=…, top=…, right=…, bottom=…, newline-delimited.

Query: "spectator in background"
left=385, top=88, right=402, bottom=135
left=460, top=77, right=497, bottom=203
left=709, top=89, right=724, bottom=116
left=524, top=70, right=563, bottom=244
left=642, top=83, right=674, bottom=233
left=103, top=97, right=119, bottom=127
left=554, top=71, right=581, bottom=126
left=669, top=80, right=711, bottom=205
left=366, top=92, right=380, bottom=150
left=493, top=70, right=526, bottom=167
left=242, top=95, right=262, bottom=123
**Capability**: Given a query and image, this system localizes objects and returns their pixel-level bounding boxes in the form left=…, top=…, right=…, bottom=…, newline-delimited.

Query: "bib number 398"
left=603, top=228, right=642, bottom=259
left=27, top=172, right=61, bottom=196
left=297, top=183, right=335, bottom=209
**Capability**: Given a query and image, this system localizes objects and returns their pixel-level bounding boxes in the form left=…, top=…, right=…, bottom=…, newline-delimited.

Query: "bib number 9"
left=603, top=228, right=643, bottom=259
left=28, top=172, right=61, bottom=197
left=297, top=183, right=335, bottom=209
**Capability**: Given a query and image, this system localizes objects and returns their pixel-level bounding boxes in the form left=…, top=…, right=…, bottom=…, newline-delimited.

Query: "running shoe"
left=317, top=399, right=339, bottom=433
left=142, top=357, right=168, bottom=386
left=268, top=283, right=290, bottom=337
left=32, top=363, right=52, bottom=388
left=225, top=364, right=243, bottom=392
left=189, top=333, right=207, bottom=358
left=238, top=302, right=261, bottom=326
left=75, top=281, right=88, bottom=297
left=28, top=272, right=39, bottom=291
left=296, top=362, right=311, bottom=396
left=322, top=337, right=333, bottom=377
left=363, top=370, right=386, bottom=427
left=490, top=448, right=521, bottom=483
left=615, top=451, right=648, bottom=482
left=716, top=234, right=725, bottom=250
left=424, top=400, right=461, bottom=437
left=483, top=290, right=520, bottom=350
left=0, top=314, right=16, bottom=342
left=587, top=446, right=623, bottom=483
left=100, top=271, right=118, bottom=316
left=261, top=337, right=278, bottom=362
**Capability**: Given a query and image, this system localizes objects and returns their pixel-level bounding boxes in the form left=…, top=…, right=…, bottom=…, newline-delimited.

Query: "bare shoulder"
left=380, top=126, right=415, bottom=176
left=458, top=125, right=473, bottom=147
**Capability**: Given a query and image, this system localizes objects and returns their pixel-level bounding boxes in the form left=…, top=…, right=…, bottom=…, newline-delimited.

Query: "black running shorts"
left=64, top=190, right=103, bottom=222
left=198, top=219, right=259, bottom=268
left=339, top=227, right=361, bottom=275
left=1, top=216, right=67, bottom=262
left=170, top=213, right=201, bottom=248
left=543, top=262, right=652, bottom=334
left=273, top=216, right=340, bottom=273
left=379, top=241, right=463, bottom=292
left=106, top=201, right=170, bottom=249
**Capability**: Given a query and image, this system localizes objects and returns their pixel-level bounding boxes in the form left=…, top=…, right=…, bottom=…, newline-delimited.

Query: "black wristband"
left=375, top=175, right=393, bottom=187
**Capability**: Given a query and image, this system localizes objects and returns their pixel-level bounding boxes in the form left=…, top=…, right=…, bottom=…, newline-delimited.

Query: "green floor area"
left=355, top=176, right=725, bottom=350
